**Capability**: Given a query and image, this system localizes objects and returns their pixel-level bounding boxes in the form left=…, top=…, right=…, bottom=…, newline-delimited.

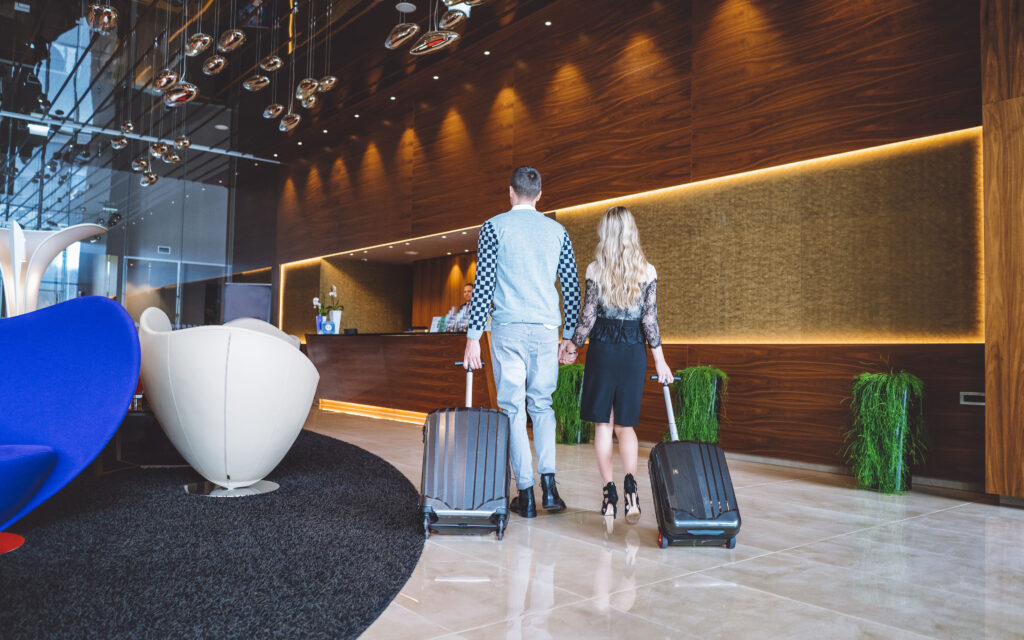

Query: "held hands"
left=463, top=338, right=484, bottom=370
left=558, top=339, right=578, bottom=365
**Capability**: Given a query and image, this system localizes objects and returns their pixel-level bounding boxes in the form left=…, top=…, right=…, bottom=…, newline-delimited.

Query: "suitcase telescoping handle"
left=651, top=375, right=682, bottom=441
left=454, top=361, right=485, bottom=407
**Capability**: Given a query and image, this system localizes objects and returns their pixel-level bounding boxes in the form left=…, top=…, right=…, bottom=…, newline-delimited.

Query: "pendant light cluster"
left=85, top=2, right=119, bottom=36
left=266, top=0, right=338, bottom=134
left=385, top=1, right=487, bottom=54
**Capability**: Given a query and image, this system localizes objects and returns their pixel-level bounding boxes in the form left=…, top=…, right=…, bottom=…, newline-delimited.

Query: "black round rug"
left=0, top=431, right=424, bottom=639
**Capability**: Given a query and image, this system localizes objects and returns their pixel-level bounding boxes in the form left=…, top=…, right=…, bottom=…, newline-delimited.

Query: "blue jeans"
left=490, top=323, right=559, bottom=490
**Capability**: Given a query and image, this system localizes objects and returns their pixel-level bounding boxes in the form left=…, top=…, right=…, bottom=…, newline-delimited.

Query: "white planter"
left=329, top=309, right=342, bottom=334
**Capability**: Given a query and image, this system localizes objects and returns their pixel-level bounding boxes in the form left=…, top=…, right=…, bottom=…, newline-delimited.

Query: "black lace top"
left=571, top=278, right=662, bottom=348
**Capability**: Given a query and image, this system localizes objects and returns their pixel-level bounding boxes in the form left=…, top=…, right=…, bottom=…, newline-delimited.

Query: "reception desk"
left=307, top=334, right=985, bottom=490
left=306, top=333, right=496, bottom=420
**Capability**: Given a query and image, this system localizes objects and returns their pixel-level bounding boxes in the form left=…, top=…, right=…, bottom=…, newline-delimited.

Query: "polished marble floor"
left=305, top=410, right=1024, bottom=639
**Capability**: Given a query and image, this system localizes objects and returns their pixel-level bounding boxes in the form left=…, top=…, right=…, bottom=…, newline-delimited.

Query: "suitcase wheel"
left=725, top=536, right=736, bottom=549
left=658, top=533, right=669, bottom=549
left=423, top=515, right=432, bottom=540
left=495, top=515, right=507, bottom=541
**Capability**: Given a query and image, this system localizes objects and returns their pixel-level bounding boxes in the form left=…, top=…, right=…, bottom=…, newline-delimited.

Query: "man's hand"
left=557, top=339, right=578, bottom=365
left=463, top=338, right=483, bottom=370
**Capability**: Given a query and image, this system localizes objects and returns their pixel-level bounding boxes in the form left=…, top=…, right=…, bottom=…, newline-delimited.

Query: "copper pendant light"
left=439, top=9, right=467, bottom=29
left=163, top=82, right=199, bottom=107
left=279, top=112, right=301, bottom=132
left=243, top=74, right=271, bottom=92
left=131, top=157, right=150, bottom=172
left=175, top=135, right=192, bottom=150
left=317, top=76, right=338, bottom=93
left=385, top=22, right=420, bottom=50
left=260, top=54, right=283, bottom=72
left=301, top=94, right=318, bottom=109
left=296, top=77, right=320, bottom=100
left=120, top=121, right=135, bottom=134
left=202, top=55, right=228, bottom=75
left=154, top=68, right=180, bottom=92
left=409, top=29, right=459, bottom=55
left=185, top=33, right=213, bottom=57
left=110, top=136, right=128, bottom=150
left=140, top=171, right=158, bottom=186
left=218, top=28, right=246, bottom=54
left=150, top=142, right=169, bottom=158
left=263, top=103, right=285, bottom=119
left=162, top=151, right=183, bottom=164
left=86, top=3, right=119, bottom=36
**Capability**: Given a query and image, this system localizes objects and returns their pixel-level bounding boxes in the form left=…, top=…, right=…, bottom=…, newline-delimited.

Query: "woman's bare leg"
left=613, top=425, right=638, bottom=476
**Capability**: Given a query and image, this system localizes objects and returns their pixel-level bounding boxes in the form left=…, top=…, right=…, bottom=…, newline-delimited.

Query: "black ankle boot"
left=623, top=473, right=641, bottom=524
left=540, top=473, right=567, bottom=512
left=509, top=486, right=536, bottom=518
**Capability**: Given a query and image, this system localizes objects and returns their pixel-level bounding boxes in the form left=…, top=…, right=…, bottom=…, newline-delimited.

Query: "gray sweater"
left=466, top=206, right=581, bottom=340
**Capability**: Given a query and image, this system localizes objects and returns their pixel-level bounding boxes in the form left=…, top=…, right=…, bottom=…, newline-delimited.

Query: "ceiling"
left=0, top=1, right=548, bottom=231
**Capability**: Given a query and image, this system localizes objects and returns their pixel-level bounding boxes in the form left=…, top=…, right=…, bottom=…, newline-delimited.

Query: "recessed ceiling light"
left=297, top=141, right=303, bottom=146
left=354, top=114, right=359, bottom=118
left=273, top=153, right=279, bottom=157
left=464, top=249, right=469, bottom=252
left=483, top=50, right=490, bottom=56
left=404, top=250, right=418, bottom=255
left=323, top=129, right=328, bottom=133
left=461, top=231, right=467, bottom=235
left=441, top=235, right=447, bottom=238
left=214, top=123, right=229, bottom=130
left=446, top=252, right=452, bottom=255
left=544, top=20, right=551, bottom=26
left=388, top=245, right=394, bottom=249
left=433, top=75, right=439, bottom=80
left=254, top=162, right=259, bottom=166
left=390, top=96, right=396, bottom=101
left=404, top=242, right=410, bottom=245
left=363, top=251, right=368, bottom=254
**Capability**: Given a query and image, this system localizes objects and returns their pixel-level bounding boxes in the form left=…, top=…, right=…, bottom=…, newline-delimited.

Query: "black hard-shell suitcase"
left=648, top=376, right=741, bottom=549
left=420, top=363, right=510, bottom=539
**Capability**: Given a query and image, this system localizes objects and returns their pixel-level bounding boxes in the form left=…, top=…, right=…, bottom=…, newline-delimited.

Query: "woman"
left=568, top=206, right=673, bottom=530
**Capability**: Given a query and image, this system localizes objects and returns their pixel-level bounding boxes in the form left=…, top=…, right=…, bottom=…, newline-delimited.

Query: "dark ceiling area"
left=0, top=0, right=552, bottom=231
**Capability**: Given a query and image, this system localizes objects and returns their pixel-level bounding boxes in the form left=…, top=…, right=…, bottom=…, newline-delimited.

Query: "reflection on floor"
left=305, top=410, right=1024, bottom=640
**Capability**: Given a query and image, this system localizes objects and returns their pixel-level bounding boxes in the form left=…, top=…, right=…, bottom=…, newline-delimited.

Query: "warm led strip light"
left=319, top=399, right=427, bottom=424
left=279, top=127, right=983, bottom=339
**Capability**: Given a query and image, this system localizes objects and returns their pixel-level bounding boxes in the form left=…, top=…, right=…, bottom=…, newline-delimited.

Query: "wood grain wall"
left=596, top=344, right=986, bottom=487
left=982, top=0, right=1024, bottom=498
left=275, top=0, right=980, bottom=264
left=411, top=253, right=477, bottom=327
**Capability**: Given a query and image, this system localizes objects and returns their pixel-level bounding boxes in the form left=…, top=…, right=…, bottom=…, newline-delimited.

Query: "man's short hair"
left=510, top=166, right=542, bottom=199
left=464, top=283, right=474, bottom=288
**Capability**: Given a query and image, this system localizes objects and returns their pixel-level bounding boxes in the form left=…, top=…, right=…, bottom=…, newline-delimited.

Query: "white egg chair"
left=139, top=307, right=319, bottom=496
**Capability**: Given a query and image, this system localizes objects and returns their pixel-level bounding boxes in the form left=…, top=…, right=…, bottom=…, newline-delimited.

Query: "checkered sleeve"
left=466, top=221, right=498, bottom=340
left=557, top=230, right=581, bottom=340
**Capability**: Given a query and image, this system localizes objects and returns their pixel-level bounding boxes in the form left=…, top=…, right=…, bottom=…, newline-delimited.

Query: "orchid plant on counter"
left=314, top=285, right=344, bottom=315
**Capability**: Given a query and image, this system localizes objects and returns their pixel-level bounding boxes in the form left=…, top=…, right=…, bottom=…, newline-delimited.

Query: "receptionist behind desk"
left=446, top=283, right=474, bottom=332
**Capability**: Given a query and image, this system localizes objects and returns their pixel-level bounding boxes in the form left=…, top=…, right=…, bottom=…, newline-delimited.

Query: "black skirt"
left=580, top=319, right=647, bottom=427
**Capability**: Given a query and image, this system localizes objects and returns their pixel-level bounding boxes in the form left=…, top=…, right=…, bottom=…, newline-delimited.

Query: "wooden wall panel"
left=275, top=0, right=980, bottom=264
left=411, top=253, right=477, bottom=327
left=321, top=257, right=413, bottom=334
left=307, top=334, right=494, bottom=412
left=982, top=0, right=1024, bottom=497
left=690, top=0, right=980, bottom=181
left=612, top=344, right=986, bottom=486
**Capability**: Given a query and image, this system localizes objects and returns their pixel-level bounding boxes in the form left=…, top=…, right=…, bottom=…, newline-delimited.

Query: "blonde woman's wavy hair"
left=593, top=206, right=648, bottom=309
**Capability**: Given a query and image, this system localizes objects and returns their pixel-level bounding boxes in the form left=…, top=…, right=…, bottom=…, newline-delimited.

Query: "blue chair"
left=0, top=297, right=140, bottom=552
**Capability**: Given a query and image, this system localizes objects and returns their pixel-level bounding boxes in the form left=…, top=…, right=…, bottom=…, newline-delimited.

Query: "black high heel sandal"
left=623, top=473, right=641, bottom=524
left=601, top=482, right=618, bottom=533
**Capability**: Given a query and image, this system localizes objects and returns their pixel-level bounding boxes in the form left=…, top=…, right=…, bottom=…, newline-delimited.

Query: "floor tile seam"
left=699, top=582, right=941, bottom=640
left=385, top=601, right=457, bottom=634
left=432, top=591, right=681, bottom=638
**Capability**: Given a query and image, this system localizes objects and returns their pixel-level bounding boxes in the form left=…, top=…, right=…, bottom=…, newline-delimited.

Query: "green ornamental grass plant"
left=845, top=371, right=926, bottom=494
left=668, top=366, right=728, bottom=443
left=552, top=364, right=593, bottom=444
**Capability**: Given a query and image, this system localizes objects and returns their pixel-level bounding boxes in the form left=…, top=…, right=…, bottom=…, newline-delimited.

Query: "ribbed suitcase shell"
left=648, top=440, right=741, bottom=547
left=420, top=406, right=510, bottom=535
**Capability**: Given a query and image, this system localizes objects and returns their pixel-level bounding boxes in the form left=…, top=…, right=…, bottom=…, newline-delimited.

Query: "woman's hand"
left=655, top=359, right=674, bottom=384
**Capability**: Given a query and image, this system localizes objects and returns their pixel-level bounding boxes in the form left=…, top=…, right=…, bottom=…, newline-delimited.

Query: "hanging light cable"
left=319, top=0, right=337, bottom=93
left=279, top=1, right=302, bottom=132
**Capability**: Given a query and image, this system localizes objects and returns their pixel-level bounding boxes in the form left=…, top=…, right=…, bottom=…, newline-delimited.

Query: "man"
left=463, top=166, right=581, bottom=518
left=447, top=283, right=474, bottom=332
